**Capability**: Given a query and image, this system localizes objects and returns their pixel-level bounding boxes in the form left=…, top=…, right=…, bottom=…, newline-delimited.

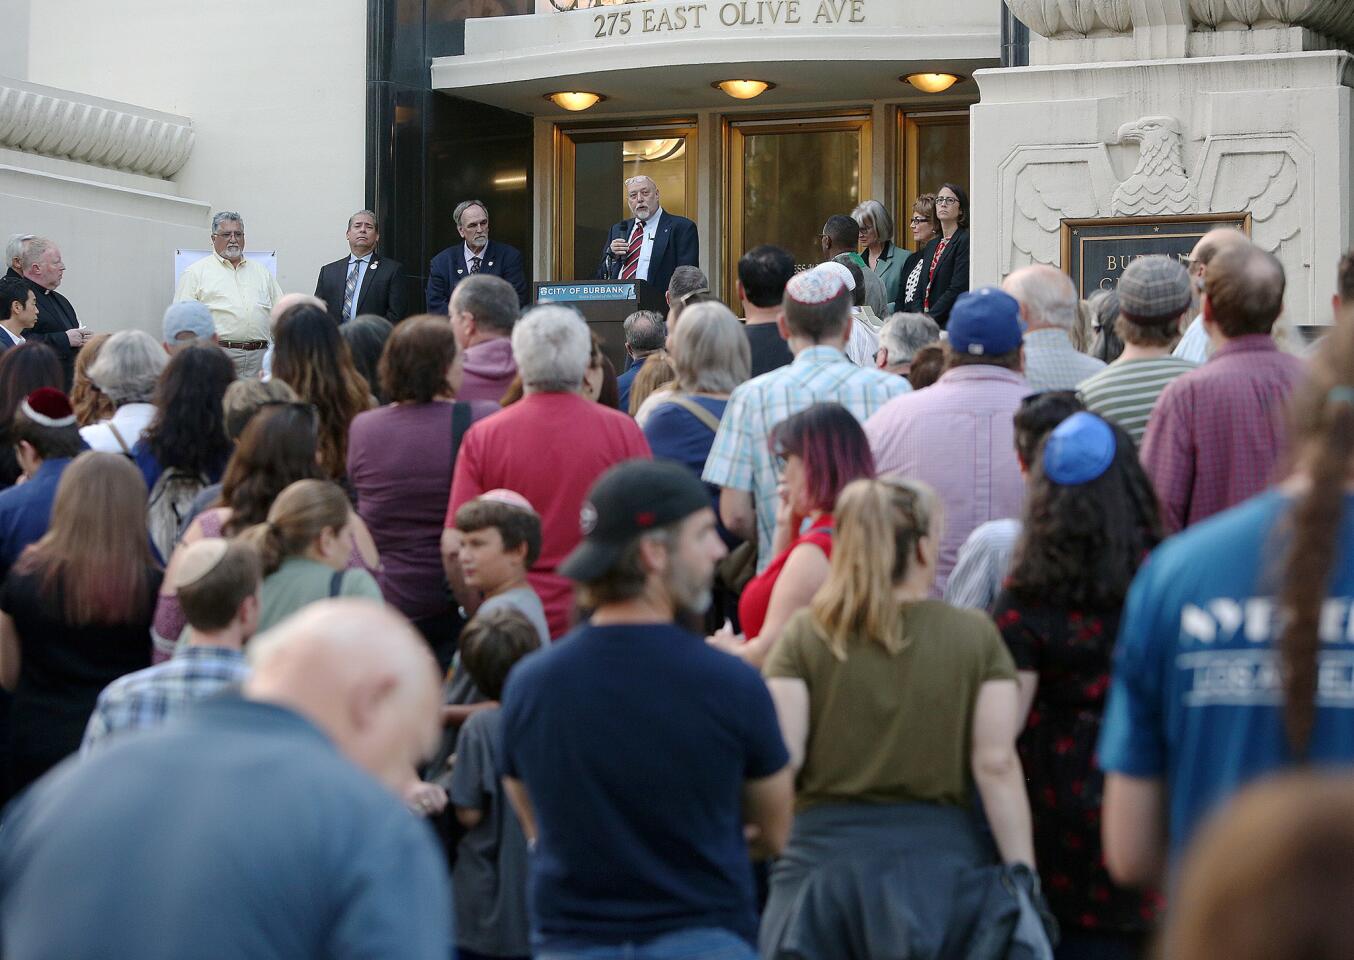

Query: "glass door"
left=900, top=110, right=970, bottom=238
left=555, top=123, right=697, bottom=282
left=725, top=114, right=872, bottom=299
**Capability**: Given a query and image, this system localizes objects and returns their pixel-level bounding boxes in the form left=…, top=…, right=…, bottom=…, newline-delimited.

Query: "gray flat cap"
left=1117, top=256, right=1192, bottom=321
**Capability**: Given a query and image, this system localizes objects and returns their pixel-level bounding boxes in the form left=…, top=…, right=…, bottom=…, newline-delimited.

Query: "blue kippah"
left=1043, top=412, right=1116, bottom=486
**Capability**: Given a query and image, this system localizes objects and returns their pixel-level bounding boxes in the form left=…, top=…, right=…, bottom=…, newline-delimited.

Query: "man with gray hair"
left=450, top=273, right=522, bottom=404
left=597, top=175, right=699, bottom=296
left=428, top=199, right=528, bottom=313
left=0, top=599, right=452, bottom=959
left=175, top=211, right=284, bottom=379
left=617, top=309, right=666, bottom=411
left=1002, top=264, right=1105, bottom=390
left=441, top=306, right=650, bottom=639
left=79, top=329, right=168, bottom=454
left=314, top=209, right=407, bottom=324
left=875, top=312, right=940, bottom=378
left=6, top=234, right=87, bottom=389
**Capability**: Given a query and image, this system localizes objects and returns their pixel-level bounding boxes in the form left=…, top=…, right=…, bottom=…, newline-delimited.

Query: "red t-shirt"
left=446, top=392, right=652, bottom=639
left=737, top=517, right=834, bottom=641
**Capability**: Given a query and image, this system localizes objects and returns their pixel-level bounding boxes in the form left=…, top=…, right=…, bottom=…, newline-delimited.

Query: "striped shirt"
left=703, top=345, right=910, bottom=570
left=1078, top=355, right=1197, bottom=445
left=81, top=645, right=249, bottom=754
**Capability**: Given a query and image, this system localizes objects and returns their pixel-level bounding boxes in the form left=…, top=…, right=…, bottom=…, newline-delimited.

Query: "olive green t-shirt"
left=258, top=557, right=384, bottom=632
left=764, top=599, right=1017, bottom=811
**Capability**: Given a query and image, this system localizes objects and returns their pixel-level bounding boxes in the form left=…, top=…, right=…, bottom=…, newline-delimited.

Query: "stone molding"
left=1007, top=0, right=1354, bottom=44
left=0, top=78, right=193, bottom=179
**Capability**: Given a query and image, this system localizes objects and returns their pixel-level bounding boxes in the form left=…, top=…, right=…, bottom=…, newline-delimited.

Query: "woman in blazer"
left=897, top=195, right=941, bottom=316
left=917, top=182, right=971, bottom=328
left=853, top=199, right=903, bottom=314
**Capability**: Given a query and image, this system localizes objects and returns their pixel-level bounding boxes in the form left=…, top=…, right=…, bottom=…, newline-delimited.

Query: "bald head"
left=269, top=293, right=326, bottom=332
left=1203, top=243, right=1285, bottom=340
left=1188, top=228, right=1250, bottom=309
left=244, top=599, right=441, bottom=792
left=1002, top=264, right=1079, bottom=332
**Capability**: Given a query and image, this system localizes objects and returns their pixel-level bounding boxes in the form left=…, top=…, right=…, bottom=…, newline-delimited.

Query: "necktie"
left=470, top=256, right=482, bottom=275
left=341, top=259, right=361, bottom=321
left=620, top=219, right=645, bottom=280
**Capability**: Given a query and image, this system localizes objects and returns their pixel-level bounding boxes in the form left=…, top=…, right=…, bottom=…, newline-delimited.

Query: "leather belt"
left=219, top=340, right=269, bottom=351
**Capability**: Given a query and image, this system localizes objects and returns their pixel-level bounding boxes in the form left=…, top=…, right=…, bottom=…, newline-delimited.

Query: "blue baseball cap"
left=1043, top=412, right=1117, bottom=485
left=946, top=287, right=1023, bottom=356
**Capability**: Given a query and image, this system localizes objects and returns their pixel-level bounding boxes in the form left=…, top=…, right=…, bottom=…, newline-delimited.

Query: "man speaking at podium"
left=595, top=176, right=699, bottom=295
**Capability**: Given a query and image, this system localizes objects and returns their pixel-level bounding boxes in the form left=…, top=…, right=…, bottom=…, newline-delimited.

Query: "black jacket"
left=5, top=267, right=79, bottom=388
left=914, top=228, right=970, bottom=328
left=594, top=212, right=700, bottom=297
left=314, top=254, right=408, bottom=325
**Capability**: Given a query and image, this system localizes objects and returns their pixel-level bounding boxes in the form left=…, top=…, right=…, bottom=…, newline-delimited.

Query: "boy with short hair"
left=449, top=607, right=541, bottom=960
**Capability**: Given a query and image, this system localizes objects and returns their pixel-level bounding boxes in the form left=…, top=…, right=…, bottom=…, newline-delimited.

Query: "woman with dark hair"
left=898, top=194, right=942, bottom=315
left=993, top=412, right=1162, bottom=959
left=341, top=314, right=395, bottom=405
left=151, top=403, right=379, bottom=661
left=761, top=476, right=1045, bottom=958
left=583, top=331, right=620, bottom=409
left=710, top=402, right=875, bottom=668
left=0, top=342, right=63, bottom=489
left=132, top=344, right=236, bottom=559
left=0, top=452, right=160, bottom=794
left=348, top=316, right=470, bottom=664
left=915, top=182, right=970, bottom=327
left=271, top=303, right=373, bottom=480
left=1100, top=304, right=1354, bottom=888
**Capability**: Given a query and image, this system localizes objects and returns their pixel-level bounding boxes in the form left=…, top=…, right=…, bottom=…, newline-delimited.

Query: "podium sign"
left=535, top=280, right=663, bottom=376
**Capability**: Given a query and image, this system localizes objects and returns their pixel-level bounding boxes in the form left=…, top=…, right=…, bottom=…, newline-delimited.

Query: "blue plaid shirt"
left=81, top=645, right=249, bottom=754
left=702, top=345, right=910, bottom=569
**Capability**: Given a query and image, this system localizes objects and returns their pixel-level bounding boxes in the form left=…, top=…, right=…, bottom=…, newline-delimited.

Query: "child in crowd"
left=449, top=607, right=541, bottom=960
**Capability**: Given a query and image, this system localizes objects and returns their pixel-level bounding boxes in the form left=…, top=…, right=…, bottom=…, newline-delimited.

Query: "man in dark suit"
left=314, top=210, right=408, bottom=324
left=595, top=176, right=699, bottom=297
left=5, top=235, right=88, bottom=389
left=0, top=276, right=38, bottom=353
left=426, top=200, right=528, bottom=312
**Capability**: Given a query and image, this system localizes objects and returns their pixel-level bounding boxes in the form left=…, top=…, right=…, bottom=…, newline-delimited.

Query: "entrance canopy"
left=432, top=0, right=1001, bottom=115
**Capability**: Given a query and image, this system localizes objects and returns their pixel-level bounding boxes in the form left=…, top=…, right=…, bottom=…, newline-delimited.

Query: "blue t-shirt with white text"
left=1099, top=490, right=1354, bottom=855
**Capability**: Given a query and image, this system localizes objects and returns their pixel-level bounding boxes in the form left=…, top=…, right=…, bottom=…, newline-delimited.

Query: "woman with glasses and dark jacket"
left=910, top=183, right=970, bottom=328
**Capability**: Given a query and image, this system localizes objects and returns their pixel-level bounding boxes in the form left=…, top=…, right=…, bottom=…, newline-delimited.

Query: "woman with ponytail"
left=760, top=477, right=1044, bottom=958
left=1100, top=300, right=1354, bottom=891
left=237, top=479, right=381, bottom=632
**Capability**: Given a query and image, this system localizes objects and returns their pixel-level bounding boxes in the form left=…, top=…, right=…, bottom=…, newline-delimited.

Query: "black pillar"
left=1001, top=1, right=1030, bottom=68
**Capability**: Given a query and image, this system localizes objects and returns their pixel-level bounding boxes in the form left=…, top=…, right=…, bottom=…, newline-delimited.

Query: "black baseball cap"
left=559, top=460, right=713, bottom=583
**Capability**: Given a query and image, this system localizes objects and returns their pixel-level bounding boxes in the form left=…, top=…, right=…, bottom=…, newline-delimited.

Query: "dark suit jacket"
left=914, top=228, right=970, bottom=328
left=426, top=241, right=528, bottom=313
left=594, top=212, right=699, bottom=297
left=314, top=254, right=408, bottom=324
left=5, top=268, right=79, bottom=388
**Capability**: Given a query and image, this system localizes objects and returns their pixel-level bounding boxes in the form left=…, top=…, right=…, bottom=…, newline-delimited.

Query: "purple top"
left=348, top=401, right=459, bottom=621
left=1141, top=334, right=1306, bottom=534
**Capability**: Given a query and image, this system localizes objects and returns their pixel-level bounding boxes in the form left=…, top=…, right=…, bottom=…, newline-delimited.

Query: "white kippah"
left=786, top=268, right=846, bottom=306
left=171, top=538, right=231, bottom=591
left=816, top=261, right=856, bottom=292
left=478, top=488, right=537, bottom=514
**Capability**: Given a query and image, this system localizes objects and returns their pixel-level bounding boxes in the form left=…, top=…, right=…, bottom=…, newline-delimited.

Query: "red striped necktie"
left=620, top=219, right=645, bottom=280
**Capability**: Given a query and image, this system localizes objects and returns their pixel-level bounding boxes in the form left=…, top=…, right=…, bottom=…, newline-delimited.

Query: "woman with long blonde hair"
left=0, top=452, right=161, bottom=796
left=760, top=476, right=1042, bottom=957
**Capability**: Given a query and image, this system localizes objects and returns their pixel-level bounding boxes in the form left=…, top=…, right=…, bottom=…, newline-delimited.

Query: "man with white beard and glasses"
left=498, top=460, right=793, bottom=960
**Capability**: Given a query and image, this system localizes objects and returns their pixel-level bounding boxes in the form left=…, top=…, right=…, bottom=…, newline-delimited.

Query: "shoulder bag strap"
left=106, top=422, right=133, bottom=456
left=450, top=401, right=473, bottom=467
left=661, top=394, right=722, bottom=434
left=329, top=569, right=346, bottom=598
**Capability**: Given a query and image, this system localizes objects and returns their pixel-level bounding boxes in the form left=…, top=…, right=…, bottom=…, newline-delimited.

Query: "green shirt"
left=1077, top=355, right=1197, bottom=445
left=258, top=557, right=383, bottom=632
left=764, top=600, right=1016, bottom=811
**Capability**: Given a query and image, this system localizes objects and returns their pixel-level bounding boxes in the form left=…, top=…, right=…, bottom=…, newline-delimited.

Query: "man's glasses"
left=214, top=231, right=245, bottom=240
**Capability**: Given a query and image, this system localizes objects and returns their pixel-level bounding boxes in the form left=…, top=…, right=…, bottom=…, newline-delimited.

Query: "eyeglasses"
left=909, top=216, right=930, bottom=225
left=214, top=231, right=245, bottom=240
left=934, top=197, right=960, bottom=206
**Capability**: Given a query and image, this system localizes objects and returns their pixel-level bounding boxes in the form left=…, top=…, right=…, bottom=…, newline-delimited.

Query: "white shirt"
left=843, top=311, right=880, bottom=367
left=1173, top=314, right=1211, bottom=363
left=80, top=403, right=157, bottom=454
left=344, top=255, right=372, bottom=321
left=633, top=207, right=665, bottom=283
left=463, top=243, right=489, bottom=274
left=0, top=325, right=24, bottom=347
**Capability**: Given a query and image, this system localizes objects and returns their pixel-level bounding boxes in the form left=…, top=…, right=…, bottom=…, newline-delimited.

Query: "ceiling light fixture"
left=714, top=80, right=775, bottom=100
left=546, top=91, right=605, bottom=111
left=902, top=73, right=963, bottom=94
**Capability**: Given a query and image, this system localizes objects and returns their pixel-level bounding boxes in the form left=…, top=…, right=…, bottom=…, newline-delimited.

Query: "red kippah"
left=21, top=387, right=76, bottom=427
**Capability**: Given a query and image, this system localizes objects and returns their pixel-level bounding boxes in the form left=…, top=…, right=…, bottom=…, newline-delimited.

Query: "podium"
left=534, top=280, right=665, bottom=374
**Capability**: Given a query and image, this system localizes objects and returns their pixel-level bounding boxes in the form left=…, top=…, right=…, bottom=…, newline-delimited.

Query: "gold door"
left=900, top=110, right=970, bottom=233
left=555, top=123, right=697, bottom=283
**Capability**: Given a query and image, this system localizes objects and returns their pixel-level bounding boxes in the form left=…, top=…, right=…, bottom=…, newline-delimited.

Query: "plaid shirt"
left=703, top=345, right=910, bottom=569
left=1022, top=328, right=1107, bottom=392
left=81, top=645, right=249, bottom=754
left=1141, top=335, right=1307, bottom=534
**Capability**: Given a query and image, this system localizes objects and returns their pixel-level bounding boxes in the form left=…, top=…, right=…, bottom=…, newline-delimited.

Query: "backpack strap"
left=660, top=394, right=722, bottom=434
left=329, top=569, right=345, bottom=598
left=450, top=401, right=473, bottom=466
left=106, top=422, right=133, bottom=456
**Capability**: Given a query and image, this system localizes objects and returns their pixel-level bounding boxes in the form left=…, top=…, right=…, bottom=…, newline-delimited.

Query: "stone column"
left=971, top=0, right=1354, bottom=329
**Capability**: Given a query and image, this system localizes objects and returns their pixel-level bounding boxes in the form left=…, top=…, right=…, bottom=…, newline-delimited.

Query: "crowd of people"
left=0, top=204, right=1352, bottom=960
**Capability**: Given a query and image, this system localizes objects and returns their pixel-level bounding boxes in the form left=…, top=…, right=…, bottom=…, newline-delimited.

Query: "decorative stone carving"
left=0, top=80, right=193, bottom=179
left=1005, top=0, right=1131, bottom=36
left=1112, top=117, right=1193, bottom=216
left=1010, top=0, right=1354, bottom=42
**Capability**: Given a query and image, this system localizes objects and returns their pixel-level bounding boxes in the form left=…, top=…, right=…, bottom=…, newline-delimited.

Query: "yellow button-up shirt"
left=174, top=253, right=283, bottom=342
